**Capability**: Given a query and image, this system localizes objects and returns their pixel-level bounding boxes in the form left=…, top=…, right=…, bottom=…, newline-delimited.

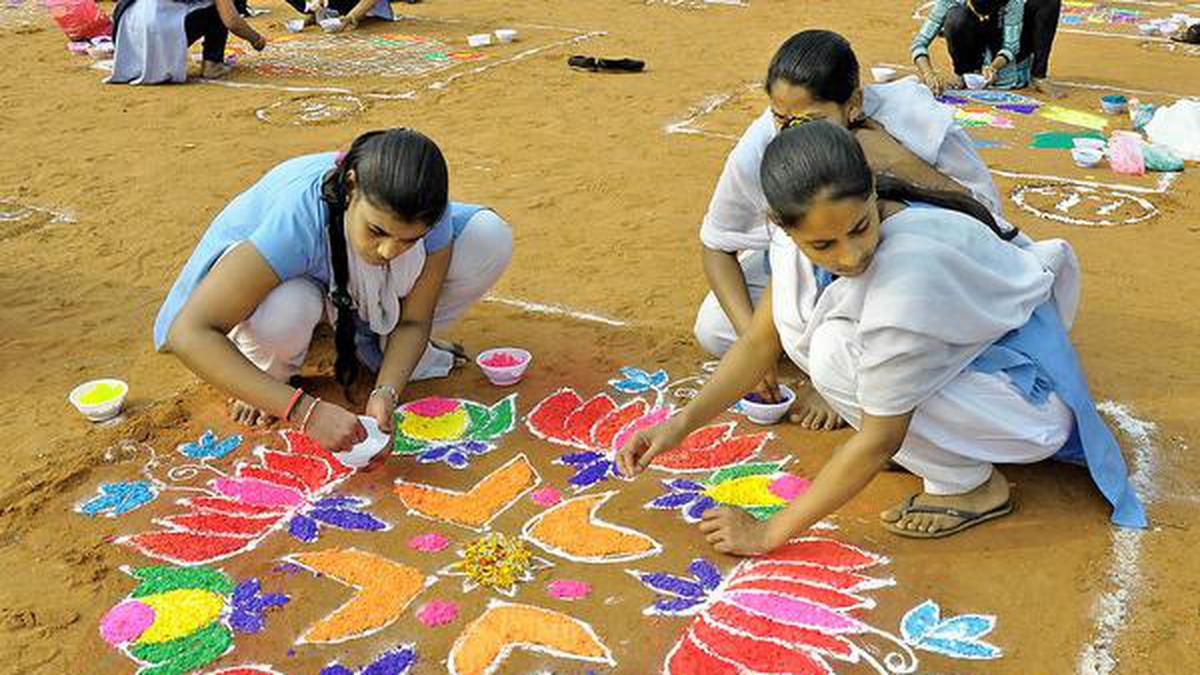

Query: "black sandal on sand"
left=567, top=55, right=646, bottom=72
left=881, top=494, right=1014, bottom=539
left=1171, top=24, right=1200, bottom=44
left=431, top=339, right=468, bottom=367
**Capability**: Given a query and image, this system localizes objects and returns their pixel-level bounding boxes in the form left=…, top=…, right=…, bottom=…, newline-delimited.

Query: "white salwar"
left=770, top=206, right=1079, bottom=495
left=694, top=76, right=1012, bottom=355
left=229, top=209, right=513, bottom=382
left=109, top=0, right=209, bottom=85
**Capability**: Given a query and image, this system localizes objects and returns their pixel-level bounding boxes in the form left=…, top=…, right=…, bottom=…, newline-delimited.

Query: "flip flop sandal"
left=567, top=55, right=646, bottom=72
left=430, top=339, right=468, bottom=366
left=1171, top=24, right=1200, bottom=44
left=881, top=493, right=1014, bottom=539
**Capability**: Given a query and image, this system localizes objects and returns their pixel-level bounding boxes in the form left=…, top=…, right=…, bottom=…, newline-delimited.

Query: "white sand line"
left=992, top=169, right=1177, bottom=195
left=426, top=30, right=605, bottom=91
left=665, top=83, right=758, bottom=138
left=483, top=295, right=629, bottom=327
left=1077, top=401, right=1160, bottom=675
left=197, top=78, right=356, bottom=94
left=873, top=61, right=1198, bottom=99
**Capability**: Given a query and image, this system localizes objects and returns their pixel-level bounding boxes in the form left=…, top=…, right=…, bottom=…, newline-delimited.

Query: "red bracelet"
left=300, top=397, right=322, bottom=434
left=283, top=387, right=305, bottom=422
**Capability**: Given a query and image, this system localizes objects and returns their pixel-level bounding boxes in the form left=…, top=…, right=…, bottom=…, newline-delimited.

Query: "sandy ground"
left=1, top=0, right=1199, bottom=672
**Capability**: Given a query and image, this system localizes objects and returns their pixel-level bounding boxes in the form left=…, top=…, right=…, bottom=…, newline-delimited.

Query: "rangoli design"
left=392, top=395, right=517, bottom=469
left=393, top=453, right=540, bottom=531
left=447, top=600, right=616, bottom=675
left=521, top=491, right=662, bottom=564
left=646, top=461, right=811, bottom=523
left=438, top=532, right=554, bottom=597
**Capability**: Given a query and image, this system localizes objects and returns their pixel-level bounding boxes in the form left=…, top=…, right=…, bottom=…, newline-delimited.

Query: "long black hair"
left=765, top=30, right=860, bottom=104
left=761, top=121, right=1012, bottom=239
left=320, top=128, right=450, bottom=388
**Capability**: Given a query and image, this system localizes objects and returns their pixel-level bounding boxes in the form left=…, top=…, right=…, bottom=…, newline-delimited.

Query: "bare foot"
left=880, top=469, right=1012, bottom=537
left=202, top=60, right=232, bottom=79
left=1031, top=78, right=1064, bottom=99
left=229, top=398, right=276, bottom=427
left=787, top=380, right=846, bottom=431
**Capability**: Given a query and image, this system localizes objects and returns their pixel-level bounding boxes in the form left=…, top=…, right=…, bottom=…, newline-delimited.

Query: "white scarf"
left=770, top=205, right=1079, bottom=415
left=327, top=236, right=427, bottom=335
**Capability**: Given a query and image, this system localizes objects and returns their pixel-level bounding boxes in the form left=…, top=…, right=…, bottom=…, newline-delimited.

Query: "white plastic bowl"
left=871, top=66, right=897, bottom=83
left=333, top=416, right=390, bottom=468
left=318, top=17, right=342, bottom=32
left=467, top=33, right=493, bottom=47
left=286, top=18, right=306, bottom=32
left=69, top=379, right=128, bottom=422
left=494, top=28, right=518, bottom=43
left=1072, top=137, right=1107, bottom=152
left=476, top=348, right=532, bottom=386
left=739, top=384, right=796, bottom=426
left=963, top=73, right=987, bottom=90
left=1071, top=147, right=1104, bottom=168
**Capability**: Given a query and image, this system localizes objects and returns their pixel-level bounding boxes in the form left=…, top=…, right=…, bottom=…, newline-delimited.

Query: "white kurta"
left=694, top=77, right=1011, bottom=354
left=770, top=205, right=1080, bottom=494
left=110, top=0, right=210, bottom=85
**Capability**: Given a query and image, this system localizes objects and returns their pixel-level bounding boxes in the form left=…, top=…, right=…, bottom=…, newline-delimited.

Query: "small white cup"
left=963, top=73, right=987, bottom=90
left=476, top=348, right=532, bottom=386
left=1071, top=147, right=1104, bottom=168
left=69, top=379, right=129, bottom=422
left=467, top=33, right=492, bottom=47
left=318, top=17, right=342, bottom=32
left=494, top=28, right=517, bottom=43
left=286, top=18, right=306, bottom=32
left=1072, top=137, right=1106, bottom=153
left=333, top=416, right=390, bottom=468
left=739, top=384, right=796, bottom=426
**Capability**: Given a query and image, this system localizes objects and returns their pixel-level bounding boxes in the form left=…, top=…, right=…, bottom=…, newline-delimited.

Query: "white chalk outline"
left=392, top=393, right=519, bottom=469
left=1077, top=401, right=1159, bottom=675
left=392, top=453, right=541, bottom=532
left=446, top=599, right=617, bottom=675
left=282, top=547, right=438, bottom=646
left=206, top=666, right=287, bottom=675
left=437, top=546, right=555, bottom=597
left=255, top=94, right=368, bottom=125
left=521, top=491, right=664, bottom=564
left=483, top=295, right=629, bottom=327
left=1010, top=183, right=1159, bottom=226
left=198, top=21, right=604, bottom=97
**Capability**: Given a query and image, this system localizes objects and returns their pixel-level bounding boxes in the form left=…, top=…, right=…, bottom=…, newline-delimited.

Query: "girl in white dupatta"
left=619, top=122, right=1144, bottom=551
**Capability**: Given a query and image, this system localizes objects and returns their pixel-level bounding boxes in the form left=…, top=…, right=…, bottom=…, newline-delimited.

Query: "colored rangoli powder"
left=480, top=352, right=523, bottom=367
left=136, top=589, right=227, bottom=643
left=408, top=532, right=451, bottom=552
left=704, top=476, right=786, bottom=509
left=546, top=579, right=592, bottom=601
left=214, top=477, right=305, bottom=508
left=460, top=533, right=533, bottom=592
left=100, top=600, right=156, bottom=644
left=404, top=396, right=461, bottom=418
left=416, top=600, right=460, bottom=626
left=768, top=475, right=811, bottom=500
left=530, top=487, right=563, bottom=507
left=79, top=382, right=123, bottom=405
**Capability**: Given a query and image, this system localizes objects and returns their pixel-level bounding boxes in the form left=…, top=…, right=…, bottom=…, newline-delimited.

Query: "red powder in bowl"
left=481, top=352, right=524, bottom=368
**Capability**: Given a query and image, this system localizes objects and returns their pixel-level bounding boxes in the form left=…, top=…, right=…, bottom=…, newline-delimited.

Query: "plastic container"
left=318, top=16, right=342, bottom=32
left=45, top=0, right=112, bottom=41
left=494, top=28, right=517, bottom=43
left=467, top=33, right=492, bottom=47
left=476, top=348, right=532, bottom=386
left=1071, top=147, right=1104, bottom=168
left=739, top=384, right=796, bottom=426
left=871, top=66, right=897, bottom=83
left=1108, top=131, right=1146, bottom=175
left=1072, top=137, right=1106, bottom=152
left=1100, top=95, right=1128, bottom=115
left=963, top=73, right=987, bottom=90
left=69, top=378, right=128, bottom=422
left=286, top=18, right=306, bottom=32
left=333, top=416, right=389, bottom=468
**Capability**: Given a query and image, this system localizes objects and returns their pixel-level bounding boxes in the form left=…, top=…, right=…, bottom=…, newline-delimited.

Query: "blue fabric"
left=969, top=303, right=1147, bottom=528
left=813, top=266, right=837, bottom=293
left=154, top=152, right=472, bottom=350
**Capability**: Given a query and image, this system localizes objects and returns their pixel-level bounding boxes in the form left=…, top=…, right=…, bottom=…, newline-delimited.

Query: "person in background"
left=911, top=0, right=1064, bottom=97
left=109, top=0, right=265, bottom=83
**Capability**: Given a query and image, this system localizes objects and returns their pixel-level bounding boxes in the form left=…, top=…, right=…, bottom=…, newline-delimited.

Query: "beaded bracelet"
left=283, top=387, right=305, bottom=422
left=299, top=396, right=322, bottom=434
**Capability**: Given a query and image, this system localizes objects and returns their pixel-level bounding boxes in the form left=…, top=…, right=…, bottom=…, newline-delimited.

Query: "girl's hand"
left=250, top=33, right=267, bottom=51
left=616, top=416, right=689, bottom=478
left=365, top=386, right=397, bottom=434
left=306, top=401, right=367, bottom=453
left=754, top=365, right=781, bottom=404
left=336, top=15, right=358, bottom=32
left=918, top=68, right=944, bottom=96
left=698, top=507, right=785, bottom=556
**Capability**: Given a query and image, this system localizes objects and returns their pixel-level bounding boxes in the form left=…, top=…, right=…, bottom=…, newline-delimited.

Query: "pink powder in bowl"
left=546, top=579, right=592, bottom=601
left=530, top=486, right=563, bottom=507
left=407, top=532, right=451, bottom=552
left=480, top=352, right=524, bottom=368
left=416, top=600, right=460, bottom=627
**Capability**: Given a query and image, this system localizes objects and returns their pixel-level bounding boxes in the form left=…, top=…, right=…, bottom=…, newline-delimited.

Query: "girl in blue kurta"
left=618, top=122, right=1143, bottom=553
left=155, top=129, right=512, bottom=454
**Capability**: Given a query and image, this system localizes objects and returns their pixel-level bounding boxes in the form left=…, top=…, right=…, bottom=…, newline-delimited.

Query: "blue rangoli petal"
left=688, top=559, right=724, bottom=590
left=288, top=514, right=320, bottom=543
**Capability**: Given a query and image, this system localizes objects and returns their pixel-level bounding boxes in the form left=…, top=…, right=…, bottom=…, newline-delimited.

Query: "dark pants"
left=944, top=0, right=1061, bottom=78
left=184, top=4, right=228, bottom=64
left=285, top=0, right=360, bottom=16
